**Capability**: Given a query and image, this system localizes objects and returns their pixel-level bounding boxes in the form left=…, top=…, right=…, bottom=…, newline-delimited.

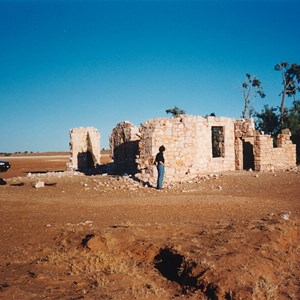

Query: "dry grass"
left=252, top=276, right=278, bottom=300
left=36, top=241, right=169, bottom=299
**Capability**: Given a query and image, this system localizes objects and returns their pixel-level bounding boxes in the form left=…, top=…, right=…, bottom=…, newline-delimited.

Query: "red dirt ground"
left=0, top=153, right=299, bottom=299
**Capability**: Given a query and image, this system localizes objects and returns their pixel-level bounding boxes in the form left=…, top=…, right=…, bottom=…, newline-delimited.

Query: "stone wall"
left=137, top=115, right=238, bottom=184
left=109, top=121, right=140, bottom=172
left=254, top=129, right=296, bottom=171
left=234, top=119, right=255, bottom=171
left=109, top=116, right=296, bottom=184
left=68, top=127, right=101, bottom=170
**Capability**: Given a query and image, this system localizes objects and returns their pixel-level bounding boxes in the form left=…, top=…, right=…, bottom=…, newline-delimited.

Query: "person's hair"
left=159, top=145, right=165, bottom=152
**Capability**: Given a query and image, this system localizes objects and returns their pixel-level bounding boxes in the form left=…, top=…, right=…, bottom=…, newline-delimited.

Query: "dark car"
left=0, top=160, right=11, bottom=172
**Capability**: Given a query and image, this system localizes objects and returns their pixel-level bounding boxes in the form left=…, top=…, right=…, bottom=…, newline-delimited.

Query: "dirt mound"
left=1, top=215, right=298, bottom=299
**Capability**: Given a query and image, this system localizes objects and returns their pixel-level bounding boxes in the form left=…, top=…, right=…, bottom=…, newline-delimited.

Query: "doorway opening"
left=242, top=140, right=254, bottom=170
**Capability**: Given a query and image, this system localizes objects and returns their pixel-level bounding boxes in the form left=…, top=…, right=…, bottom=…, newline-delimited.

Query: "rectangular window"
left=212, top=126, right=225, bottom=157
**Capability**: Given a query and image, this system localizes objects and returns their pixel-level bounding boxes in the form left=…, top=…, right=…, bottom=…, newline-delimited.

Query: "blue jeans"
left=157, top=164, right=164, bottom=189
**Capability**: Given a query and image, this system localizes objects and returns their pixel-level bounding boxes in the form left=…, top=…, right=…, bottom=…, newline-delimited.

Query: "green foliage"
left=204, top=112, right=216, bottom=117
left=255, top=105, right=280, bottom=136
left=285, top=101, right=300, bottom=163
left=165, top=106, right=186, bottom=117
left=254, top=101, right=300, bottom=163
left=274, top=61, right=300, bottom=162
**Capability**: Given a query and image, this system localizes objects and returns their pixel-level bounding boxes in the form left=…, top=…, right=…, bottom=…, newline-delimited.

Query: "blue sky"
left=1, top=0, right=299, bottom=152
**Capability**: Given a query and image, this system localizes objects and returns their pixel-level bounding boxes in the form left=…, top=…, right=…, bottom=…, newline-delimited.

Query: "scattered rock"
left=34, top=181, right=45, bottom=188
left=279, top=211, right=291, bottom=221
left=181, top=189, right=197, bottom=193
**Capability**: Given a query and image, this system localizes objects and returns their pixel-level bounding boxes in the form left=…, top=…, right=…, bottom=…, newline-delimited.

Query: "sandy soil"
left=0, top=154, right=299, bottom=299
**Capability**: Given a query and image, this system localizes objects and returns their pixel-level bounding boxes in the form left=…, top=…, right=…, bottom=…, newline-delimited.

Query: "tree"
left=254, top=105, right=280, bottom=136
left=286, top=100, right=300, bottom=132
left=205, top=112, right=216, bottom=117
left=285, top=100, right=300, bottom=163
left=254, top=100, right=300, bottom=163
left=241, top=73, right=265, bottom=118
left=274, top=62, right=300, bottom=126
left=165, top=106, right=186, bottom=117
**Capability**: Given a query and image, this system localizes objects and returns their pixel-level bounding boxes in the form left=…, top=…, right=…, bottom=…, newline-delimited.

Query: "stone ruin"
left=68, top=115, right=296, bottom=184
left=110, top=115, right=296, bottom=184
left=109, top=121, right=140, bottom=173
left=253, top=128, right=296, bottom=171
left=67, top=127, right=101, bottom=171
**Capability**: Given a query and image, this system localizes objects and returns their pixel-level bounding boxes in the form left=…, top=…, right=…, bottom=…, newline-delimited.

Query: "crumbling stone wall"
left=109, top=121, right=140, bottom=172
left=136, top=115, right=238, bottom=184
left=68, top=127, right=101, bottom=170
left=234, top=119, right=296, bottom=171
left=109, top=116, right=296, bottom=184
left=234, top=119, right=255, bottom=170
left=254, top=129, right=296, bottom=171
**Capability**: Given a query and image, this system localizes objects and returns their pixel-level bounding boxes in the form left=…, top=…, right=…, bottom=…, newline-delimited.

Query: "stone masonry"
left=234, top=118, right=256, bottom=171
left=254, top=129, right=296, bottom=171
left=68, top=127, right=101, bottom=170
left=136, top=115, right=239, bottom=184
left=109, top=121, right=140, bottom=172
left=110, top=115, right=296, bottom=185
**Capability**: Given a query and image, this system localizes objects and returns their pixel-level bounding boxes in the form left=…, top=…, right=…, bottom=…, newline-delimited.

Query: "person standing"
left=155, top=145, right=166, bottom=189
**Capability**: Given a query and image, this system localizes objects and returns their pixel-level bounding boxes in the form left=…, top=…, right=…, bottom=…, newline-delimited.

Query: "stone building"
left=137, top=115, right=247, bottom=184
left=110, top=115, right=296, bottom=184
left=68, top=127, right=101, bottom=171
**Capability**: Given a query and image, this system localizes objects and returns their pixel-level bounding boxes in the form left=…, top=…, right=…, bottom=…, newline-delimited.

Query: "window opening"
left=212, top=126, right=225, bottom=157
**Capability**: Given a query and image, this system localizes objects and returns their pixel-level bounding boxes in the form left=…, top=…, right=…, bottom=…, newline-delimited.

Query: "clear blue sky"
left=1, top=0, right=299, bottom=152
